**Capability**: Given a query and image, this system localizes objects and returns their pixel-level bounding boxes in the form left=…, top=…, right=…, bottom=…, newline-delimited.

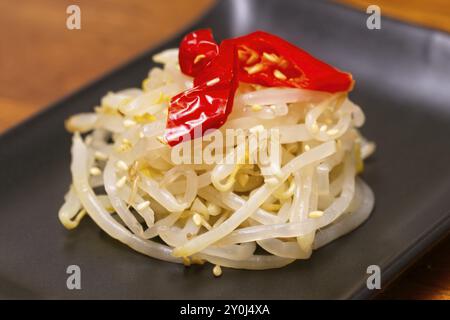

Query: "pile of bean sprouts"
left=59, top=49, right=375, bottom=275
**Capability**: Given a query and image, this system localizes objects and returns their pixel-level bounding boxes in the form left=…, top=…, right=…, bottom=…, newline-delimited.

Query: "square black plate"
left=0, top=0, right=449, bottom=299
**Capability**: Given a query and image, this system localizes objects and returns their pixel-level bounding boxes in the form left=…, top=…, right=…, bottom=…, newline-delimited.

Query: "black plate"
left=1, top=0, right=449, bottom=299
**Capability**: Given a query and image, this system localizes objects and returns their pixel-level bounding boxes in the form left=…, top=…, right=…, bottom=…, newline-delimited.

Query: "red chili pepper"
left=165, top=30, right=353, bottom=146
left=165, top=40, right=238, bottom=146
left=178, top=29, right=219, bottom=77
left=233, top=31, right=353, bottom=93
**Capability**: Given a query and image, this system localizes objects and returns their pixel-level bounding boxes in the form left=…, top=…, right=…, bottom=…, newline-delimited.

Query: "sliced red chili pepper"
left=178, top=29, right=219, bottom=77
left=233, top=31, right=353, bottom=93
left=165, top=30, right=354, bottom=146
left=165, top=40, right=238, bottom=146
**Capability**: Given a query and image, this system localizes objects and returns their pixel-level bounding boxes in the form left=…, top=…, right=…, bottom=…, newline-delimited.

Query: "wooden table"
left=0, top=0, right=448, bottom=300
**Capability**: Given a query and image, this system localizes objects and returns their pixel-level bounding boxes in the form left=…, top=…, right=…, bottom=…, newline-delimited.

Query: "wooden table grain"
left=0, top=0, right=448, bottom=300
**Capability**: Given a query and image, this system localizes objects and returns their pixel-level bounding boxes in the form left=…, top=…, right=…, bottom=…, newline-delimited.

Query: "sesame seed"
left=247, top=51, right=259, bottom=64
left=139, top=131, right=145, bottom=139
left=304, top=144, right=311, bottom=151
left=273, top=69, right=287, bottom=80
left=115, top=160, right=129, bottom=171
left=117, top=138, right=133, bottom=152
left=237, top=49, right=247, bottom=61
left=309, top=210, right=324, bottom=218
left=262, top=52, right=279, bottom=63
left=89, top=167, right=102, bottom=176
left=192, top=213, right=212, bottom=230
left=193, top=213, right=202, bottom=226
left=206, top=77, right=220, bottom=86
left=116, top=176, right=127, bottom=188
left=327, top=128, right=339, bottom=135
left=94, top=151, right=108, bottom=161
left=136, top=201, right=150, bottom=211
left=320, top=125, right=328, bottom=132
left=213, top=265, right=222, bottom=277
left=245, top=63, right=264, bottom=75
left=194, top=54, right=206, bottom=64
left=207, top=203, right=221, bottom=216
left=251, top=104, right=262, bottom=111
left=123, top=119, right=136, bottom=128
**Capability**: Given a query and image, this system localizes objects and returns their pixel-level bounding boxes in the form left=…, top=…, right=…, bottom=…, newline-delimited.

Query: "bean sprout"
left=60, top=49, right=375, bottom=273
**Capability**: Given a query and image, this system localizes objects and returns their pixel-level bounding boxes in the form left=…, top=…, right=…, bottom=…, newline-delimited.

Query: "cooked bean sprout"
left=60, top=49, right=375, bottom=273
